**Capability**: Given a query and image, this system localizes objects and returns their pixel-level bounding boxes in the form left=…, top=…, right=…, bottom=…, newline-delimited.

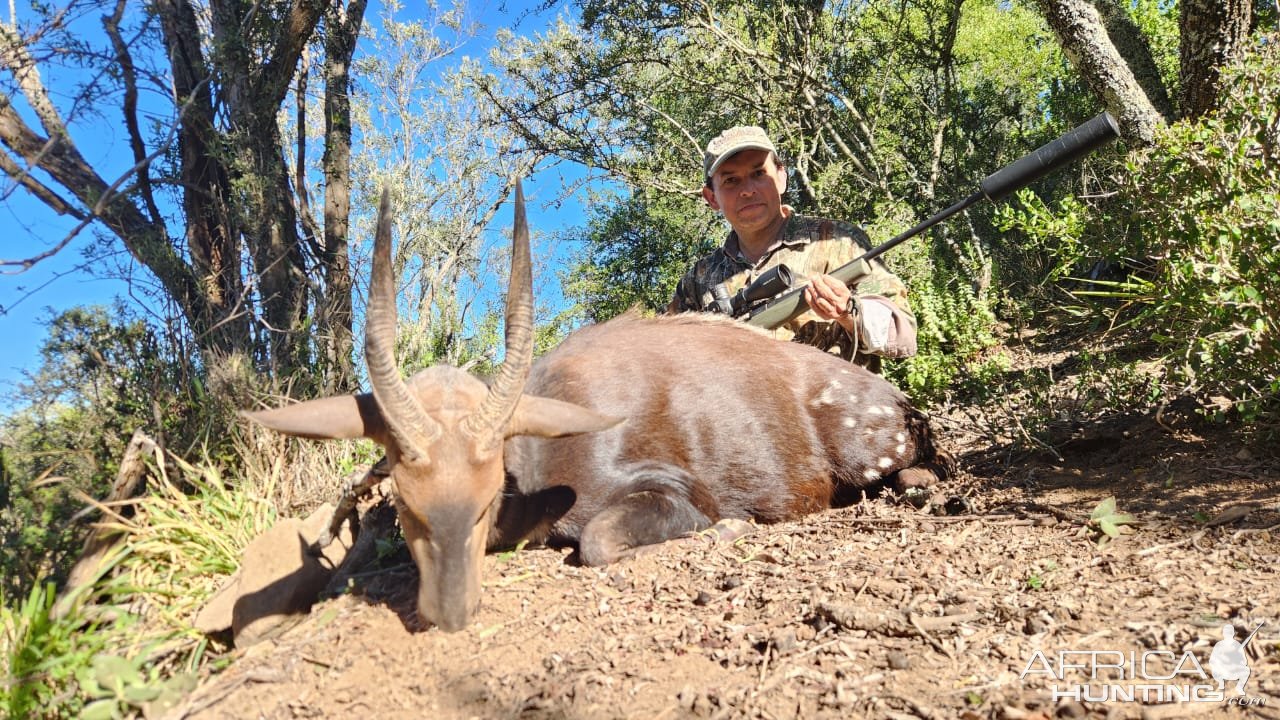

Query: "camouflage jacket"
left=667, top=214, right=916, bottom=370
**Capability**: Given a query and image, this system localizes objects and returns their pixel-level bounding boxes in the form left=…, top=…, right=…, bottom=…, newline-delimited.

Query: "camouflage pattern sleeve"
left=823, top=221, right=913, bottom=325
left=784, top=219, right=917, bottom=363
left=667, top=269, right=702, bottom=313
left=827, top=222, right=917, bottom=358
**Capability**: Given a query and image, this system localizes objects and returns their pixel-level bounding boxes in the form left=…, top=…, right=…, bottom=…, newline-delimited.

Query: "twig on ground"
left=816, top=601, right=980, bottom=649
left=1136, top=530, right=1206, bottom=557
left=884, top=694, right=947, bottom=720
left=1234, top=523, right=1280, bottom=539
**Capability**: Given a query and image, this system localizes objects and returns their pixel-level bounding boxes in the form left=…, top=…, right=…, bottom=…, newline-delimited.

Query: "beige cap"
left=703, top=125, right=777, bottom=181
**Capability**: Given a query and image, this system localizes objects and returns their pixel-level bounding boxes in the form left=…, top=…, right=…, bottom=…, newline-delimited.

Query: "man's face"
left=703, top=149, right=787, bottom=236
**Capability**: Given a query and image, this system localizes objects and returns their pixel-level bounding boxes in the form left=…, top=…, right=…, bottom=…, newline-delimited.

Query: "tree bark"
left=1180, top=0, right=1252, bottom=119
left=1032, top=0, right=1165, bottom=144
left=56, top=430, right=158, bottom=616
left=208, top=0, right=326, bottom=382
left=319, top=0, right=368, bottom=393
left=1091, top=0, right=1176, bottom=121
left=156, top=0, right=251, bottom=357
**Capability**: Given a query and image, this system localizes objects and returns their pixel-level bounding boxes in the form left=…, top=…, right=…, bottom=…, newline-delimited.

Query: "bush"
left=1119, top=37, right=1280, bottom=418
left=1, top=419, right=372, bottom=719
left=1, top=305, right=207, bottom=600
left=997, top=36, right=1280, bottom=421
left=870, top=201, right=1003, bottom=404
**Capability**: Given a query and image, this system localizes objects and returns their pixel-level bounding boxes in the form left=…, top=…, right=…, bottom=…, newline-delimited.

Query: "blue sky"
left=0, top=0, right=602, bottom=403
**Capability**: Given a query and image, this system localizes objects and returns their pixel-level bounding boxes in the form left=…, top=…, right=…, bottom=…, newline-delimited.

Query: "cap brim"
left=705, top=143, right=775, bottom=179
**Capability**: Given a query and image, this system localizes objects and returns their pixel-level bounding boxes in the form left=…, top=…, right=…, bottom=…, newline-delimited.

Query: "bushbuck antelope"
left=245, top=182, right=947, bottom=632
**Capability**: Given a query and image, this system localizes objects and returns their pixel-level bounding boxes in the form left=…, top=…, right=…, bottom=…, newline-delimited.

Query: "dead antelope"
left=245, top=182, right=948, bottom=632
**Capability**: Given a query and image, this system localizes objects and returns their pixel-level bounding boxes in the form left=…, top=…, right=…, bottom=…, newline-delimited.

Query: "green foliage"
left=1, top=305, right=208, bottom=601
left=871, top=202, right=1003, bottom=403
left=2, top=581, right=99, bottom=718
left=1, top=439, right=286, bottom=719
left=889, top=269, right=1002, bottom=404
left=995, top=190, right=1091, bottom=287
left=1127, top=0, right=1181, bottom=94
left=1024, top=558, right=1060, bottom=592
left=561, top=190, right=718, bottom=322
left=1000, top=36, right=1280, bottom=420
left=1, top=554, right=160, bottom=720
left=76, top=653, right=197, bottom=720
left=1086, top=496, right=1136, bottom=547
left=1117, top=39, right=1280, bottom=417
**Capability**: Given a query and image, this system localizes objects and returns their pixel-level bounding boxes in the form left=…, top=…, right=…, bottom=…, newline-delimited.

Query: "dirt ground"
left=166, top=358, right=1280, bottom=720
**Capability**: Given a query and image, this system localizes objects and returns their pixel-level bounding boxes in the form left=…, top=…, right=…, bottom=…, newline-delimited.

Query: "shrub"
left=1, top=434, right=351, bottom=719
left=1, top=305, right=205, bottom=600
left=997, top=35, right=1280, bottom=422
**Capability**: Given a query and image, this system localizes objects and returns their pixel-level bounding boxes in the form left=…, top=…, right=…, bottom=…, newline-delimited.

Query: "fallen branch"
left=1135, top=530, right=1206, bottom=557
left=57, top=429, right=157, bottom=614
left=312, top=457, right=389, bottom=552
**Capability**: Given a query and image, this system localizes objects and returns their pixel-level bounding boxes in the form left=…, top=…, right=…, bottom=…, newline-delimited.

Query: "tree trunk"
left=319, top=0, right=368, bottom=393
left=242, top=130, right=312, bottom=382
left=1180, top=0, right=1252, bottom=119
left=1091, top=0, right=1176, bottom=121
left=210, top=0, right=326, bottom=383
left=156, top=0, right=252, bottom=358
left=1032, top=0, right=1165, bottom=144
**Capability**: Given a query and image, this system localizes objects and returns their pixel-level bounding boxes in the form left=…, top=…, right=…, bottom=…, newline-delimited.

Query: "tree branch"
left=0, top=146, right=86, bottom=216
left=102, top=0, right=164, bottom=226
left=1032, top=0, right=1163, bottom=143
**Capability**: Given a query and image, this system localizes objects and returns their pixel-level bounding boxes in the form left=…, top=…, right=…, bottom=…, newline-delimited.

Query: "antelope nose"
left=431, top=601, right=473, bottom=633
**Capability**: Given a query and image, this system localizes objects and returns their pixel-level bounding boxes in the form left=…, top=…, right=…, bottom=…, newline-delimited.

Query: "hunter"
left=668, top=125, right=917, bottom=372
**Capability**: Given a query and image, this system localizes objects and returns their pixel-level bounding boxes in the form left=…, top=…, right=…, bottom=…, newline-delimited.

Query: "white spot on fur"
left=895, top=432, right=906, bottom=443
left=812, top=381, right=841, bottom=407
left=878, top=405, right=893, bottom=415
left=896, top=444, right=907, bottom=456
left=878, top=457, right=893, bottom=469
left=863, top=469, right=880, bottom=480
left=843, top=417, right=857, bottom=428
left=847, top=394, right=859, bottom=404
left=866, top=405, right=883, bottom=416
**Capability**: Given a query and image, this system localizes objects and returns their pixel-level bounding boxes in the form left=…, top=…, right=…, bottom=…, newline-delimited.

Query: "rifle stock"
left=746, top=111, right=1120, bottom=331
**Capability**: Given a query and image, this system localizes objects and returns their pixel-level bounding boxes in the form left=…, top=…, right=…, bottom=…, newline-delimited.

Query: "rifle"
left=709, top=263, right=793, bottom=316
left=1241, top=621, right=1266, bottom=649
left=743, top=111, right=1121, bottom=330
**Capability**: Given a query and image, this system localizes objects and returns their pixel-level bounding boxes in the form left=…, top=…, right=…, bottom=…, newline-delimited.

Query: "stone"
left=194, top=503, right=353, bottom=647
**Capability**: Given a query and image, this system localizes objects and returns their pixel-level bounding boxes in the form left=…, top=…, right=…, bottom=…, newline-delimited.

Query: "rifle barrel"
left=746, top=111, right=1120, bottom=331
left=863, top=191, right=984, bottom=264
left=1241, top=621, right=1266, bottom=648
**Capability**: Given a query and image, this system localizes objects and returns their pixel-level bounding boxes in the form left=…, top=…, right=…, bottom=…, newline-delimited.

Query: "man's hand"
left=803, top=273, right=856, bottom=324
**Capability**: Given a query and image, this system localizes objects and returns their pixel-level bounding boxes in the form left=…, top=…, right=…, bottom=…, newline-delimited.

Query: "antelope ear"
left=241, top=393, right=388, bottom=444
left=505, top=394, right=624, bottom=439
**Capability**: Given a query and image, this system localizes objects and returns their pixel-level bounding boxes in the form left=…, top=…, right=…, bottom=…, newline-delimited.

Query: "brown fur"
left=496, top=311, right=944, bottom=564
